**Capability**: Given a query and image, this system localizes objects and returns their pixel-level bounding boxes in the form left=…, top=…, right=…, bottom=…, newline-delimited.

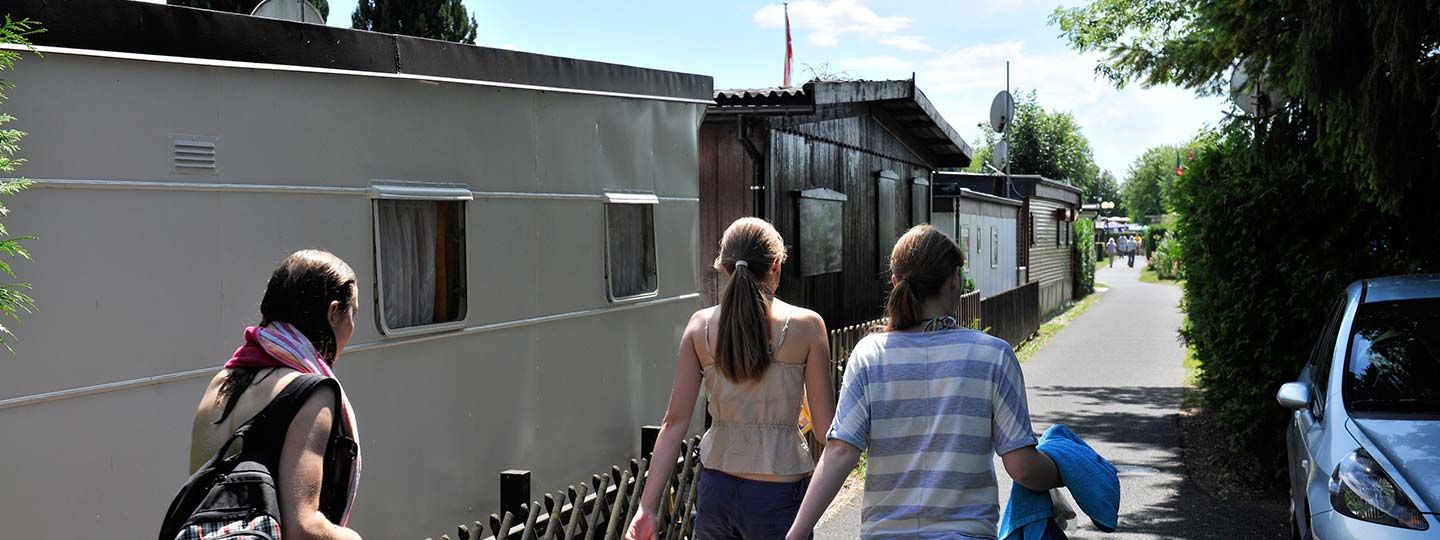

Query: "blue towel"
left=998, top=424, right=1120, bottom=540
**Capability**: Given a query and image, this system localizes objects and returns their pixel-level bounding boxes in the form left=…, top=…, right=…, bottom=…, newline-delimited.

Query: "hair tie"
left=734, top=260, right=749, bottom=269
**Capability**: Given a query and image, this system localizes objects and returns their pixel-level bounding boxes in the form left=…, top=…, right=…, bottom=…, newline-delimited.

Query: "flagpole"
left=783, top=2, right=792, bottom=87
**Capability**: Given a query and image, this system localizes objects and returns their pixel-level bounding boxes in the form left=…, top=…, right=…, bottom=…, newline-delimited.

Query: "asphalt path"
left=814, top=259, right=1287, bottom=539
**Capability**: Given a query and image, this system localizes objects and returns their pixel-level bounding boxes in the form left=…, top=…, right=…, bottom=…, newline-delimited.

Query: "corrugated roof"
left=710, top=80, right=972, bottom=167
left=714, top=87, right=806, bottom=100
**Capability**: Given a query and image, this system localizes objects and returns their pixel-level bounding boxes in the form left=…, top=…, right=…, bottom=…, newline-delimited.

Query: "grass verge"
left=1014, top=290, right=1104, bottom=364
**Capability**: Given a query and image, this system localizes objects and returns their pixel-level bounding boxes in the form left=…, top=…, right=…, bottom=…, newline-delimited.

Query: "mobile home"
left=931, top=188, right=1021, bottom=298
left=698, top=80, right=972, bottom=327
left=935, top=172, right=1082, bottom=316
left=0, top=1, right=711, bottom=538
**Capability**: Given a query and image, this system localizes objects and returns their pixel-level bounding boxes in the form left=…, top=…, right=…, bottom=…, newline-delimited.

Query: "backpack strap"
left=243, top=374, right=341, bottom=450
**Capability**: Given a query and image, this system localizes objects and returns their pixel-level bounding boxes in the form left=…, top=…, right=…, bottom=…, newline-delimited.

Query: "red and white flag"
left=783, top=2, right=793, bottom=87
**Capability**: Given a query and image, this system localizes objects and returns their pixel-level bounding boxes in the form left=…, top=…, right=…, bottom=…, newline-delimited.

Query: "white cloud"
left=915, top=40, right=1225, bottom=176
left=754, top=1, right=933, bottom=52
left=878, top=35, right=935, bottom=52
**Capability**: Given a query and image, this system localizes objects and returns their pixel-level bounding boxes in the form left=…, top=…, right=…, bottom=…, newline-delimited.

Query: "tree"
left=1093, top=169, right=1124, bottom=216
left=1052, top=0, right=1440, bottom=485
left=167, top=0, right=331, bottom=20
left=351, top=0, right=477, bottom=44
left=0, top=17, right=39, bottom=350
left=1051, top=0, right=1440, bottom=218
left=965, top=91, right=1100, bottom=200
left=1120, top=144, right=1188, bottom=221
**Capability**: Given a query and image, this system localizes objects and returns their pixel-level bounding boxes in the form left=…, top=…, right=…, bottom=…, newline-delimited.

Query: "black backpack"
left=158, top=374, right=356, bottom=540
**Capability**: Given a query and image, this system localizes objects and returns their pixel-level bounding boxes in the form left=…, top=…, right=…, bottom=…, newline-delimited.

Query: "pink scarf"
left=225, top=321, right=361, bottom=526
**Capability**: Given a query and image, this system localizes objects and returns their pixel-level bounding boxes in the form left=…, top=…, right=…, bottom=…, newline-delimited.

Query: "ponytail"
left=884, top=225, right=965, bottom=332
left=885, top=277, right=923, bottom=332
left=711, top=217, right=788, bottom=383
left=715, top=261, right=773, bottom=382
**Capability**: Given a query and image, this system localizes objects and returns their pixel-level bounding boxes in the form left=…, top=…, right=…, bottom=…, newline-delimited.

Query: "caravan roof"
left=5, top=0, right=713, bottom=103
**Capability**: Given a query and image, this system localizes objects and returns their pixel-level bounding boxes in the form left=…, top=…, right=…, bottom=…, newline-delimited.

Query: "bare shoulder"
left=774, top=300, right=826, bottom=336
left=685, top=307, right=717, bottom=335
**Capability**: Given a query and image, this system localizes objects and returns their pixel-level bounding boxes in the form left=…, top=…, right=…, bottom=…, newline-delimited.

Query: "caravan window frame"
left=371, top=183, right=473, bottom=338
left=603, top=192, right=661, bottom=304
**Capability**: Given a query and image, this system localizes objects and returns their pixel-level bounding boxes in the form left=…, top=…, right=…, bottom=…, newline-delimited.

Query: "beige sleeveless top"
left=698, top=317, right=815, bottom=476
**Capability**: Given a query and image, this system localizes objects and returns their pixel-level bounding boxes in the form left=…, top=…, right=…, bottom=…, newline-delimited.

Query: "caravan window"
left=373, top=185, right=470, bottom=335
left=605, top=194, right=659, bottom=302
left=960, top=226, right=971, bottom=269
left=991, top=226, right=1000, bottom=268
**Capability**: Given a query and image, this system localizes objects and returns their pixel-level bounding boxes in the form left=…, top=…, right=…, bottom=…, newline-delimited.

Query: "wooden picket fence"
left=423, top=435, right=704, bottom=540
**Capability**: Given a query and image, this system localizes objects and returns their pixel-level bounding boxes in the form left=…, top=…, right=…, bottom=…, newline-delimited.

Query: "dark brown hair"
left=712, top=218, right=788, bottom=383
left=215, top=250, right=357, bottom=423
left=885, top=225, right=965, bottom=332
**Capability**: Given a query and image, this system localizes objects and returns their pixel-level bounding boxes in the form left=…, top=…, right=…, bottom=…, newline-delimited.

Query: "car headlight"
left=1329, top=450, right=1429, bottom=530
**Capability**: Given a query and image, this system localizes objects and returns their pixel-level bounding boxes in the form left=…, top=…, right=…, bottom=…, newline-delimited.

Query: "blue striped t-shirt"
left=826, top=328, right=1037, bottom=540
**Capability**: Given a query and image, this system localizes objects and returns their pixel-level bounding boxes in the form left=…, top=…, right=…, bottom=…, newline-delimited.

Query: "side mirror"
left=1277, top=382, right=1312, bottom=410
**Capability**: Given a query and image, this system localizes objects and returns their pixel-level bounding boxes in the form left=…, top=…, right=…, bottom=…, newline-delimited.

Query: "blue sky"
left=144, top=0, right=1228, bottom=181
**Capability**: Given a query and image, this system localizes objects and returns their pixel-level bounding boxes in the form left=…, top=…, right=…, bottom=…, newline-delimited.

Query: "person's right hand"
left=625, top=506, right=658, bottom=540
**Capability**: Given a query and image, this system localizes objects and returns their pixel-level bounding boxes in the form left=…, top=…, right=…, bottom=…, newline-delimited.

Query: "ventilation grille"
left=172, top=136, right=217, bottom=173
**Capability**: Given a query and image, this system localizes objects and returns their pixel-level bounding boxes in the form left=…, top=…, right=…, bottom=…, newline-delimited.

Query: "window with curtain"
left=376, top=199, right=466, bottom=333
left=960, top=226, right=971, bottom=269
left=991, top=226, right=999, bottom=268
left=605, top=200, right=658, bottom=301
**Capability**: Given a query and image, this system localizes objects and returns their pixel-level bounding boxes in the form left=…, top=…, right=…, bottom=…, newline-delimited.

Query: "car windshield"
left=1344, top=299, right=1440, bottom=414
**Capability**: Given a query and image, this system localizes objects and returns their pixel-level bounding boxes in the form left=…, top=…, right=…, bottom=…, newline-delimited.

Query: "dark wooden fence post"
left=500, top=469, right=531, bottom=526
left=641, top=425, right=661, bottom=460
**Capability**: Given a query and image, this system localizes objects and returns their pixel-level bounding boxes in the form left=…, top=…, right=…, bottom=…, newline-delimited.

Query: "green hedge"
left=1177, top=116, right=1437, bottom=483
left=1073, top=217, right=1095, bottom=298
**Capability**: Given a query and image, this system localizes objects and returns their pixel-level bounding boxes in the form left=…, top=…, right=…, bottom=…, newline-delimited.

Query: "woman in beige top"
left=626, top=217, right=835, bottom=540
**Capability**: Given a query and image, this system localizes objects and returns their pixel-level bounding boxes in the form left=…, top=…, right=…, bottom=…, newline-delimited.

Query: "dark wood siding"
left=697, top=122, right=758, bottom=306
left=700, top=103, right=937, bottom=327
left=771, top=132, right=931, bottom=327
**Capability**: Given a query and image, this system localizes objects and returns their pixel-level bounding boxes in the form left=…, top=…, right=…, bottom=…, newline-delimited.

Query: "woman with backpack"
left=785, top=225, right=1060, bottom=540
left=626, top=217, right=835, bottom=540
left=169, top=250, right=363, bottom=540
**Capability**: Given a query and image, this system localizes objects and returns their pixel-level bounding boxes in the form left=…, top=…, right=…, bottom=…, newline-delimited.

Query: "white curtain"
left=379, top=200, right=437, bottom=329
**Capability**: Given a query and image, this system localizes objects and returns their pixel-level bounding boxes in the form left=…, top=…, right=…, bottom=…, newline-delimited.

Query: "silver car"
left=1278, top=274, right=1440, bottom=539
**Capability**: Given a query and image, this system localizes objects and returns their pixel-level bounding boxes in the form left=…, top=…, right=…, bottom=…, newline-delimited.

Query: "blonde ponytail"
left=712, top=218, right=788, bottom=383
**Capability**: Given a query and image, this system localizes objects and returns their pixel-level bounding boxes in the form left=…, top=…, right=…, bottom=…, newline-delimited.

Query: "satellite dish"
left=990, top=91, right=1014, bottom=133
left=1229, top=59, right=1287, bottom=116
left=991, top=139, right=1009, bottom=169
left=251, top=0, right=325, bottom=24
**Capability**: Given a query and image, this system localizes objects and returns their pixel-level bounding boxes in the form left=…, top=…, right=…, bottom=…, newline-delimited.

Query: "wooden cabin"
left=0, top=2, right=711, bottom=538
left=934, top=173, right=1082, bottom=317
left=931, top=188, right=1022, bottom=298
left=698, top=80, right=972, bottom=327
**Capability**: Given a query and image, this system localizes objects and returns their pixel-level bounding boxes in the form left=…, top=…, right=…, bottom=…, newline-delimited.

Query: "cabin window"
left=976, top=226, right=983, bottom=254
left=1056, top=218, right=1062, bottom=247
left=372, top=184, right=471, bottom=335
left=991, top=226, right=1000, bottom=268
left=604, top=193, right=659, bottom=302
left=911, top=178, right=930, bottom=226
left=876, top=171, right=902, bottom=265
left=960, top=226, right=971, bottom=269
left=798, top=188, right=847, bottom=277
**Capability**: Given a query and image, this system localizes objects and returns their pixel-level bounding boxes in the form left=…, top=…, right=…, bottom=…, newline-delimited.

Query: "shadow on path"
left=1024, top=385, right=1287, bottom=539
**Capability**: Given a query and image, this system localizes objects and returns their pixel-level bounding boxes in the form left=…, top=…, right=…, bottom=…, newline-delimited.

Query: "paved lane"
left=816, top=260, right=1286, bottom=539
